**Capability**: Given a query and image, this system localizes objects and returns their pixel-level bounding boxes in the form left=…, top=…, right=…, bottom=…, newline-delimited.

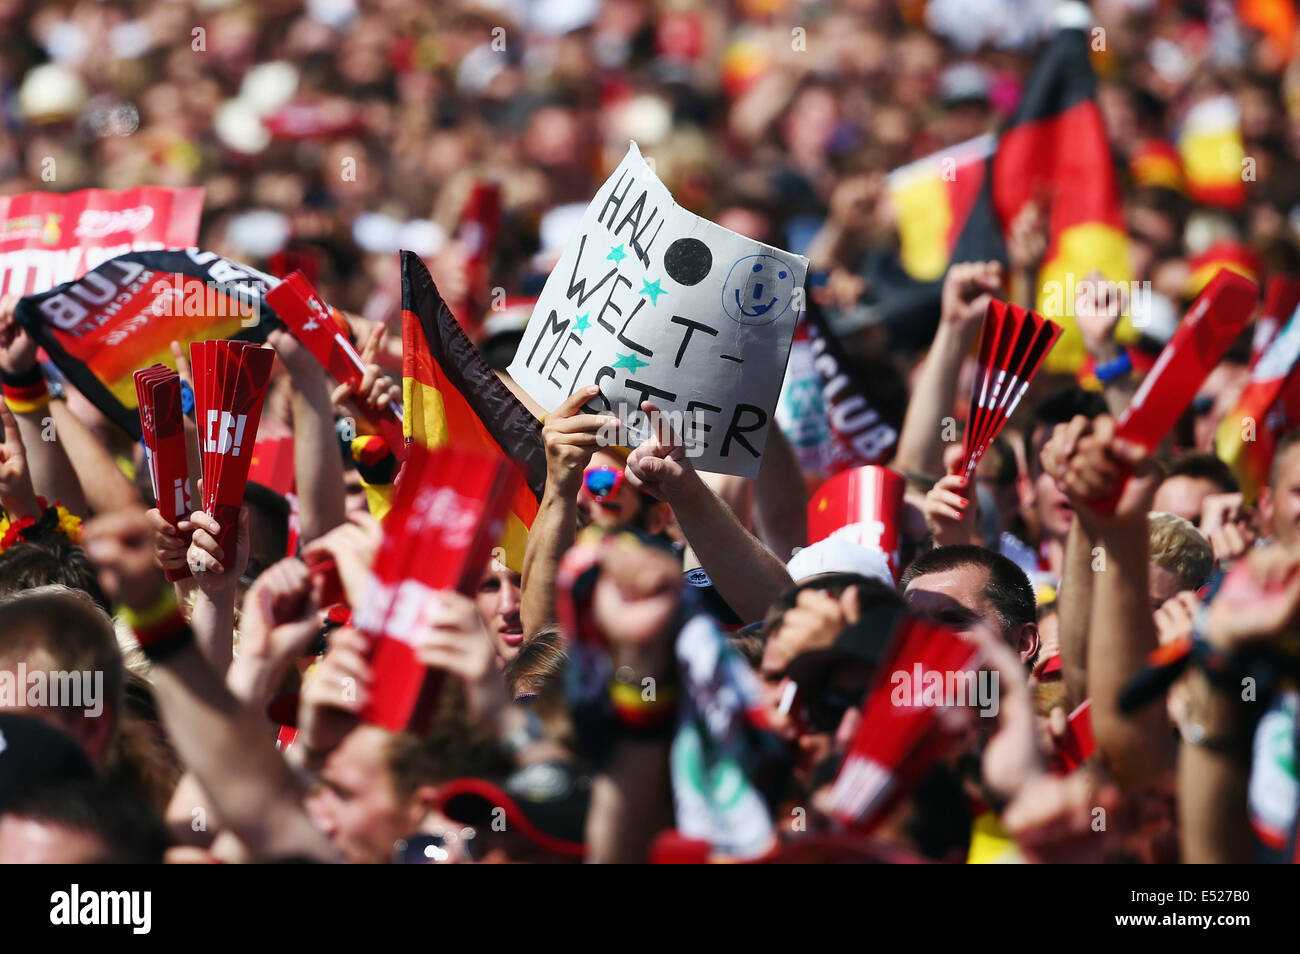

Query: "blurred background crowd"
left=3, top=0, right=1298, bottom=366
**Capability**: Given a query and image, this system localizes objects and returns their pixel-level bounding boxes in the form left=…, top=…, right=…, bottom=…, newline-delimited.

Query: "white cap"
left=786, top=538, right=893, bottom=587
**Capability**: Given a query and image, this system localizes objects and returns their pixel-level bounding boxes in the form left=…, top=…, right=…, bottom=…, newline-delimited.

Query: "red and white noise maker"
left=959, top=300, right=1061, bottom=481
left=806, top=465, right=905, bottom=581
left=134, top=364, right=193, bottom=582
left=353, top=444, right=522, bottom=733
left=265, top=271, right=406, bottom=455
left=827, top=614, right=980, bottom=833
left=189, top=340, right=275, bottom=563
left=1093, top=268, right=1258, bottom=514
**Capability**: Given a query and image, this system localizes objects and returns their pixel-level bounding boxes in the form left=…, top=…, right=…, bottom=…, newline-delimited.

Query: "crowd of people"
left=0, top=0, right=1299, bottom=865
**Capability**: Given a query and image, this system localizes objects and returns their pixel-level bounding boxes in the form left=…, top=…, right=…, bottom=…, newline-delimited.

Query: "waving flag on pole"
left=1217, top=298, right=1300, bottom=502
left=943, top=4, right=1130, bottom=374
left=886, top=134, right=994, bottom=282
left=1249, top=276, right=1300, bottom=367
left=400, top=250, right=545, bottom=570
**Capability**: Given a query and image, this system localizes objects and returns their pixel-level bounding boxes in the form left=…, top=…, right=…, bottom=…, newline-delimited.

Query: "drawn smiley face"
left=721, top=254, right=795, bottom=326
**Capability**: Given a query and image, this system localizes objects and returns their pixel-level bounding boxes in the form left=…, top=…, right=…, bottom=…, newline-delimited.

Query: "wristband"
left=351, top=434, right=396, bottom=484
left=608, top=675, right=679, bottom=732
left=1093, top=349, right=1132, bottom=384
left=120, top=587, right=195, bottom=661
left=2, top=366, right=49, bottom=414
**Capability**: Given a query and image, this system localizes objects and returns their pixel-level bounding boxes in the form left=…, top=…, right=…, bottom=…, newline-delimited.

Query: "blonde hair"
left=1147, top=511, right=1213, bottom=591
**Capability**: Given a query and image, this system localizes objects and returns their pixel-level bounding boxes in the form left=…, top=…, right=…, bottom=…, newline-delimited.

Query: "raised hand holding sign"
left=508, top=143, right=808, bottom=478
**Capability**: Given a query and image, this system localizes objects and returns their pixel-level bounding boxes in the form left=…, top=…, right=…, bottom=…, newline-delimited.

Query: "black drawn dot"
left=664, top=238, right=712, bottom=286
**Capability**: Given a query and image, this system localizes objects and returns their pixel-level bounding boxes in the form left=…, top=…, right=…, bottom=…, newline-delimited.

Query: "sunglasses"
left=582, top=466, right=626, bottom=501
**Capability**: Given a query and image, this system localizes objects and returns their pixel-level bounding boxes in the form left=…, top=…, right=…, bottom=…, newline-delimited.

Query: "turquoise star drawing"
left=639, top=277, right=665, bottom=305
left=607, top=243, right=627, bottom=264
left=572, top=313, right=591, bottom=335
left=613, top=352, right=650, bottom=372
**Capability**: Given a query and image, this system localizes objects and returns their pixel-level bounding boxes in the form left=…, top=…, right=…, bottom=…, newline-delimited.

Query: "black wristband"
left=0, top=364, right=43, bottom=388
left=138, top=626, right=196, bottom=662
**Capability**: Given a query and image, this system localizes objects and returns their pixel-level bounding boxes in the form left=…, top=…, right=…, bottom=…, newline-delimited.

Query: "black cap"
left=437, top=762, right=591, bottom=858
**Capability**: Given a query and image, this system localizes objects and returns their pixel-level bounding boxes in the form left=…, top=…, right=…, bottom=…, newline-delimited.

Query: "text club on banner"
left=507, top=142, right=809, bottom=478
left=14, top=248, right=275, bottom=438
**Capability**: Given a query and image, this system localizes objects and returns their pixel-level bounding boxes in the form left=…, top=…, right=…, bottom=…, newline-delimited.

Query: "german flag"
left=948, top=9, right=1131, bottom=374
left=886, top=134, right=994, bottom=282
left=1129, top=139, right=1184, bottom=193
left=1239, top=0, right=1299, bottom=63
left=1179, top=95, right=1247, bottom=210
left=1215, top=307, right=1300, bottom=503
left=401, top=250, right=545, bottom=570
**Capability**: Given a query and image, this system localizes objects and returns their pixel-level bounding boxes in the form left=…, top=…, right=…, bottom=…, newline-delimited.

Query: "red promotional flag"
left=247, top=434, right=295, bottom=497
left=134, top=364, right=193, bottom=582
left=806, top=465, right=905, bottom=580
left=190, top=340, right=275, bottom=561
left=266, top=270, right=405, bottom=454
left=457, top=180, right=502, bottom=331
left=959, top=300, right=1061, bottom=480
left=0, top=187, right=203, bottom=296
left=1117, top=269, right=1258, bottom=451
left=1217, top=284, right=1300, bottom=502
left=353, top=444, right=522, bottom=733
left=827, top=614, right=980, bottom=833
left=1054, top=700, right=1095, bottom=773
left=1091, top=269, right=1259, bottom=513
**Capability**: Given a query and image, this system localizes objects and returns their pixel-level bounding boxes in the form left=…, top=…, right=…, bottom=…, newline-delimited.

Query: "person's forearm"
left=225, top=650, right=297, bottom=735
left=1009, top=267, right=1037, bottom=311
left=585, top=739, right=673, bottom=863
left=753, top=426, right=806, bottom=562
left=147, top=634, right=339, bottom=862
left=189, top=588, right=236, bottom=676
left=47, top=401, right=140, bottom=514
left=520, top=487, right=578, bottom=638
left=1058, top=517, right=1095, bottom=706
left=892, top=323, right=974, bottom=480
left=165, top=771, right=222, bottom=847
left=12, top=404, right=89, bottom=516
left=1088, top=523, right=1175, bottom=791
left=290, top=375, right=346, bottom=544
left=668, top=468, right=793, bottom=623
left=1176, top=669, right=1254, bottom=863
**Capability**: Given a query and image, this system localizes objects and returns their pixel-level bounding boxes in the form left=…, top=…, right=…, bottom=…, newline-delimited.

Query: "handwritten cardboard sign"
left=508, top=143, right=808, bottom=478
